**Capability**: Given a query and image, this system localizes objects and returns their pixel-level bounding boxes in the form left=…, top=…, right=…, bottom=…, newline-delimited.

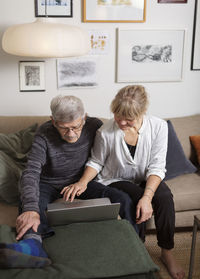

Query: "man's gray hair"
left=50, top=95, right=85, bottom=122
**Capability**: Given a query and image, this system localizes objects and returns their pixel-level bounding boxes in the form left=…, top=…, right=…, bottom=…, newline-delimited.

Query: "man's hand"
left=16, top=211, right=40, bottom=241
left=136, top=196, right=153, bottom=224
left=60, top=182, right=87, bottom=202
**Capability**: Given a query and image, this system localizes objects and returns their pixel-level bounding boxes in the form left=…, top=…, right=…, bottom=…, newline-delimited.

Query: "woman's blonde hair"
left=110, top=85, right=149, bottom=120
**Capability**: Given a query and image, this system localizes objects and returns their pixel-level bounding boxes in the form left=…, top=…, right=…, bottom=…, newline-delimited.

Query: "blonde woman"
left=65, top=86, right=185, bottom=279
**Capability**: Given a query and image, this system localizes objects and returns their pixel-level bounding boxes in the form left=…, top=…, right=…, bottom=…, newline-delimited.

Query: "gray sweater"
left=20, top=117, right=102, bottom=213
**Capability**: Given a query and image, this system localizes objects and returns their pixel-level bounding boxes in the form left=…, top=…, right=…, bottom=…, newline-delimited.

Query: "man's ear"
left=50, top=116, right=56, bottom=127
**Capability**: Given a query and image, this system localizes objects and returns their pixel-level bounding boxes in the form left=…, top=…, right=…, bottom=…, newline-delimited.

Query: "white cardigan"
left=86, top=115, right=168, bottom=185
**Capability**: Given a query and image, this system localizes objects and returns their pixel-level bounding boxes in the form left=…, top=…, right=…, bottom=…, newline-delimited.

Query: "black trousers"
left=109, top=180, right=175, bottom=250
left=21, top=180, right=138, bottom=239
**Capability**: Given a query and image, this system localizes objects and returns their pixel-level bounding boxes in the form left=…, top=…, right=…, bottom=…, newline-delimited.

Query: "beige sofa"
left=0, top=114, right=200, bottom=230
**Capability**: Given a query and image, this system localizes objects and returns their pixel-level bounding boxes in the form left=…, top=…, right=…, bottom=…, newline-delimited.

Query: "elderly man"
left=0, top=95, right=135, bottom=268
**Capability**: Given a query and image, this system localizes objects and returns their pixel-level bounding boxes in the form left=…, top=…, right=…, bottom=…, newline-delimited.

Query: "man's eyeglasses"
left=56, top=119, right=85, bottom=133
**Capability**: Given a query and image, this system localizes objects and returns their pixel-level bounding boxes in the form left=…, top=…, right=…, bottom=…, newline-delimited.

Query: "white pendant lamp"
left=2, top=3, right=90, bottom=58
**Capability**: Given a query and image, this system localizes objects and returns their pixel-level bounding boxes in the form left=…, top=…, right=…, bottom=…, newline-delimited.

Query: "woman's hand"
left=16, top=211, right=40, bottom=240
left=60, top=181, right=87, bottom=202
left=136, top=196, right=153, bottom=224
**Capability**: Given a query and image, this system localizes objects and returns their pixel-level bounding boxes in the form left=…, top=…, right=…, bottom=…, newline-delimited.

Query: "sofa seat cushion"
left=167, top=172, right=200, bottom=212
left=0, top=202, right=18, bottom=227
left=146, top=209, right=200, bottom=229
left=0, top=220, right=158, bottom=279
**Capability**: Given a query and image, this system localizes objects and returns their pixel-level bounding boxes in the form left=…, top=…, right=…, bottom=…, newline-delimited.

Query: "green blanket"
left=0, top=220, right=159, bottom=279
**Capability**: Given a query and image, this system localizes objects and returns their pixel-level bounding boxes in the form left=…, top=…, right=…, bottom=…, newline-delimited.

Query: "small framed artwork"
left=191, top=0, right=200, bottom=70
left=19, top=61, right=45, bottom=92
left=158, top=0, right=187, bottom=3
left=117, top=29, right=185, bottom=83
left=57, top=57, right=98, bottom=89
left=88, top=30, right=110, bottom=55
left=83, top=0, right=146, bottom=23
left=35, top=0, right=72, bottom=17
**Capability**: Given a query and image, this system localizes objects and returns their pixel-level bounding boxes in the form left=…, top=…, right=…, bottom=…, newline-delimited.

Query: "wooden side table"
left=188, top=215, right=200, bottom=279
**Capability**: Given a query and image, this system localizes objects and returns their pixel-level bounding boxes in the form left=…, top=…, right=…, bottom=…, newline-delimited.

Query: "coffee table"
left=188, top=215, right=200, bottom=279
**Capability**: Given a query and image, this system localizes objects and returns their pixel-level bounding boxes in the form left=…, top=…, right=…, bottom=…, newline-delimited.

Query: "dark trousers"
left=21, top=180, right=138, bottom=239
left=109, top=180, right=175, bottom=250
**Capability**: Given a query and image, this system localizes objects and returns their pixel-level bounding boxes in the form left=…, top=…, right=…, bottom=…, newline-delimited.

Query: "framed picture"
left=158, top=0, right=187, bottom=3
left=83, top=0, right=146, bottom=23
left=88, top=30, right=110, bottom=55
left=57, top=57, right=98, bottom=88
left=191, top=0, right=200, bottom=70
left=19, top=61, right=45, bottom=92
left=117, top=29, right=185, bottom=83
left=35, top=0, right=72, bottom=17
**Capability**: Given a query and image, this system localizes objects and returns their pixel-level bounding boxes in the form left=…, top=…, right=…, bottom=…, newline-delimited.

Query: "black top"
left=126, top=143, right=136, bottom=159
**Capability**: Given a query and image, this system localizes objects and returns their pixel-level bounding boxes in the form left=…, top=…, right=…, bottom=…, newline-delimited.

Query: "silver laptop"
left=47, top=198, right=120, bottom=226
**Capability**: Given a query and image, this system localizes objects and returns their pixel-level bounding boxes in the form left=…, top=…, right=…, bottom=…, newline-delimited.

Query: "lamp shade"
left=2, top=18, right=90, bottom=58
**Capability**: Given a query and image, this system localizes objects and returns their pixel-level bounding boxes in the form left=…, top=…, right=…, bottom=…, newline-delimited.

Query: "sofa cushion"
left=164, top=120, right=197, bottom=180
left=0, top=152, right=21, bottom=204
left=0, top=202, right=18, bottom=227
left=0, top=123, right=38, bottom=163
left=0, top=220, right=159, bottom=279
left=0, top=124, right=38, bottom=204
left=168, top=114, right=200, bottom=160
left=0, top=116, right=48, bottom=134
left=190, top=135, right=200, bottom=165
left=166, top=172, right=200, bottom=212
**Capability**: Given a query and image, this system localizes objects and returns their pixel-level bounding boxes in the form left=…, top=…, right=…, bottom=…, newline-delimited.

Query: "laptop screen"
left=47, top=198, right=120, bottom=226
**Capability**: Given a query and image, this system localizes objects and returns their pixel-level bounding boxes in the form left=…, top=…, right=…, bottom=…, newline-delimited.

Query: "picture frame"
left=191, top=0, right=200, bottom=70
left=117, top=29, right=185, bottom=83
left=158, top=0, right=187, bottom=3
left=57, top=57, right=98, bottom=89
left=35, top=0, right=72, bottom=17
left=88, top=30, right=110, bottom=55
left=83, top=0, right=146, bottom=23
left=19, top=61, right=45, bottom=92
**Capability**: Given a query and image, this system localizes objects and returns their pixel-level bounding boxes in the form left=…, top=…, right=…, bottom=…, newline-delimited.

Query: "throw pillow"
left=189, top=135, right=200, bottom=165
left=164, top=120, right=197, bottom=180
left=0, top=151, right=21, bottom=204
left=0, top=123, right=38, bottom=204
left=0, top=123, right=38, bottom=166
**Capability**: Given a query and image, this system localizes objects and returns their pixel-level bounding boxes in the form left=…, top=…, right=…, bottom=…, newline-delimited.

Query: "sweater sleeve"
left=146, top=120, right=168, bottom=180
left=20, top=134, right=47, bottom=213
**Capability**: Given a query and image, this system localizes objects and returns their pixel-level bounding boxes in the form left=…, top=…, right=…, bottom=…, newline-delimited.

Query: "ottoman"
left=0, top=219, right=159, bottom=279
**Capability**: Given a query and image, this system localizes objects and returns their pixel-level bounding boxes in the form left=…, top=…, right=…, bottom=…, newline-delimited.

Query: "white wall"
left=0, top=0, right=200, bottom=119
